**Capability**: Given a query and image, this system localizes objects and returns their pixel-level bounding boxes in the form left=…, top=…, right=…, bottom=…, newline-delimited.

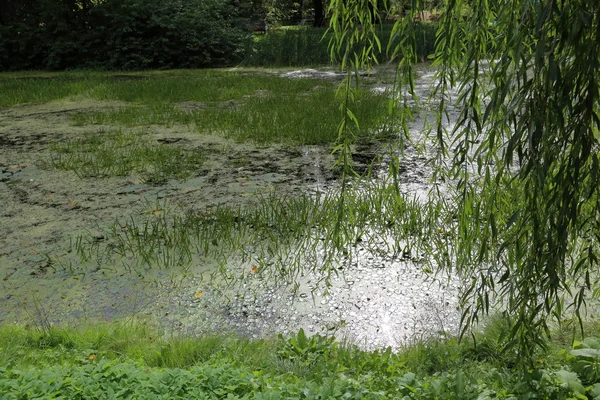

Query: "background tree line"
left=0, top=0, right=251, bottom=70
left=0, top=0, right=441, bottom=71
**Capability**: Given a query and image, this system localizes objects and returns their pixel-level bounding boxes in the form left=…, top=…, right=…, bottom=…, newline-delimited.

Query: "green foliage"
left=0, top=1, right=434, bottom=70
left=0, top=361, right=256, bottom=399
left=245, top=29, right=331, bottom=66
left=238, top=0, right=299, bottom=24
left=568, top=338, right=600, bottom=386
left=277, top=329, right=337, bottom=367
left=0, top=0, right=250, bottom=71
left=431, top=0, right=600, bottom=366
left=1, top=322, right=598, bottom=399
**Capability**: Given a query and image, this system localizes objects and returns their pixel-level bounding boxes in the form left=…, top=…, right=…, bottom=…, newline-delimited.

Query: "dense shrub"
left=0, top=0, right=250, bottom=71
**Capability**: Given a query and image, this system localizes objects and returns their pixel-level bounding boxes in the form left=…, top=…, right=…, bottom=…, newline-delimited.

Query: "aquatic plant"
left=69, top=180, right=443, bottom=286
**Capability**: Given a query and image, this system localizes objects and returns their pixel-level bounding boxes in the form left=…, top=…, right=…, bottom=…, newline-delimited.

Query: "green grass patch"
left=1, top=70, right=391, bottom=146
left=0, top=70, right=327, bottom=107
left=0, top=74, right=101, bottom=107
left=40, top=129, right=204, bottom=184
left=1, top=318, right=600, bottom=398
left=71, top=88, right=388, bottom=145
left=85, top=72, right=328, bottom=104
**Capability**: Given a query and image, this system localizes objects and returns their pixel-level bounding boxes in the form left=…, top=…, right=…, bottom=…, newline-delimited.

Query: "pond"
left=0, top=66, right=462, bottom=349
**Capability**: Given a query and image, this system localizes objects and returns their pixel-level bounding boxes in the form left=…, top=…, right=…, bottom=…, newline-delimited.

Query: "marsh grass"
left=0, top=74, right=100, bottom=107
left=0, top=320, right=277, bottom=371
left=1, top=70, right=390, bottom=145
left=0, top=71, right=294, bottom=107
left=71, top=179, right=445, bottom=285
left=41, top=129, right=204, bottom=184
left=0, top=318, right=478, bottom=372
left=243, top=23, right=438, bottom=67
left=201, top=88, right=388, bottom=145
left=70, top=77, right=389, bottom=146
left=244, top=28, right=331, bottom=67
left=5, top=68, right=412, bottom=287
left=1, top=70, right=330, bottom=106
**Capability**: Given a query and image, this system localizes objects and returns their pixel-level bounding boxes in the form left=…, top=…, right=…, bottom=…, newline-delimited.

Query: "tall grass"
left=1, top=316, right=597, bottom=398
left=0, top=321, right=274, bottom=371
left=244, top=29, right=331, bottom=67
left=72, top=87, right=389, bottom=145
left=244, top=22, right=438, bottom=67
left=0, top=317, right=513, bottom=372
left=1, top=70, right=391, bottom=146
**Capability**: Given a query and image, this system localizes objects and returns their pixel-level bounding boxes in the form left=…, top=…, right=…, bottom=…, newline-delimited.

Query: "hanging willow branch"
left=328, top=0, right=600, bottom=365
left=327, top=0, right=384, bottom=250
left=439, top=0, right=600, bottom=364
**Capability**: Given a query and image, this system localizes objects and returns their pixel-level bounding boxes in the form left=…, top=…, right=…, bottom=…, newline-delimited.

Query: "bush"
left=0, top=0, right=251, bottom=71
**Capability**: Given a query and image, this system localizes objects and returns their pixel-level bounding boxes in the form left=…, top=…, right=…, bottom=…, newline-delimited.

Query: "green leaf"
left=556, top=369, right=583, bottom=391
left=583, top=338, right=600, bottom=350
left=498, top=269, right=510, bottom=284
left=506, top=210, right=521, bottom=229
left=568, top=379, right=587, bottom=396
left=398, top=372, right=416, bottom=387
left=296, top=328, right=307, bottom=350
left=589, top=383, right=600, bottom=398
left=570, top=348, right=600, bottom=359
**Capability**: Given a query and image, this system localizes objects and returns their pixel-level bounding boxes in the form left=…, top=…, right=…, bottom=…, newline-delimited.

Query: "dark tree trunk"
left=313, top=0, right=324, bottom=27
left=0, top=1, right=12, bottom=25
left=291, top=0, right=302, bottom=24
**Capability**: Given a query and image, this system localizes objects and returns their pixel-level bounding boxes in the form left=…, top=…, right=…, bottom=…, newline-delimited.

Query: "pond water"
left=0, top=66, right=463, bottom=349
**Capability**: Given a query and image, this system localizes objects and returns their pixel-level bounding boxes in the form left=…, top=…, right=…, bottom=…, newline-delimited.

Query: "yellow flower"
left=194, top=291, right=203, bottom=299
left=88, top=354, right=96, bottom=361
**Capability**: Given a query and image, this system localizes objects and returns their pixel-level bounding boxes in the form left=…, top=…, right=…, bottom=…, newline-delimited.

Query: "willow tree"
left=328, top=0, right=600, bottom=363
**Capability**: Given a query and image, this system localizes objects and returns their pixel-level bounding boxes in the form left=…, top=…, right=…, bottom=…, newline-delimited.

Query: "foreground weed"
left=0, top=322, right=594, bottom=399
left=42, top=129, right=204, bottom=184
left=277, top=328, right=337, bottom=368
